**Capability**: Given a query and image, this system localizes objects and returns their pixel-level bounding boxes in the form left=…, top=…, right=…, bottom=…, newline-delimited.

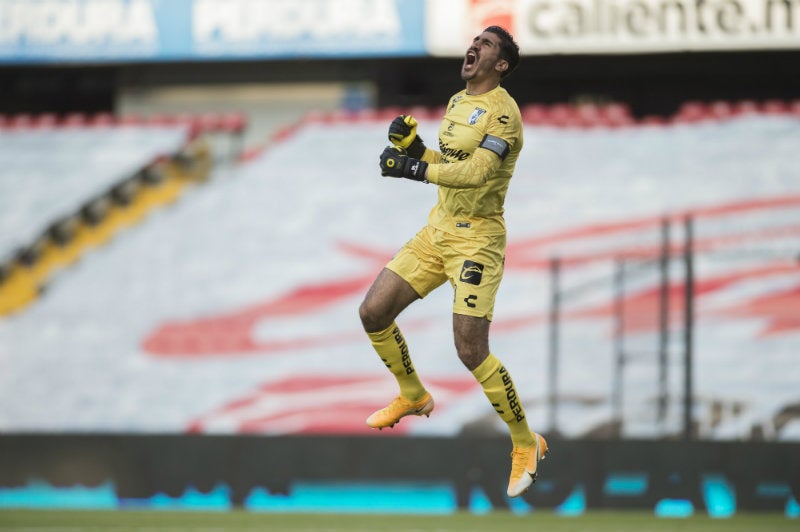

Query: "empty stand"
left=0, top=105, right=798, bottom=441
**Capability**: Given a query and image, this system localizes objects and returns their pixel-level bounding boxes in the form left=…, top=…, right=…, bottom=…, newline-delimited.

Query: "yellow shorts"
left=386, top=225, right=505, bottom=320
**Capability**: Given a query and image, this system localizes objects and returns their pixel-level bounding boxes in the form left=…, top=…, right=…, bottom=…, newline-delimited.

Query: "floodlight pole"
left=548, top=257, right=561, bottom=435
left=658, top=218, right=671, bottom=429
left=612, top=258, right=626, bottom=433
left=682, top=216, right=695, bottom=440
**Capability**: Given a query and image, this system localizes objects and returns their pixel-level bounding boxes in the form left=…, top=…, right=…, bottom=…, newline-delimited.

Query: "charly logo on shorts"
left=460, top=260, right=484, bottom=286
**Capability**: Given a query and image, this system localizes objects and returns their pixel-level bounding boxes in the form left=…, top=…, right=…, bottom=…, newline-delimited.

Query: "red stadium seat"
left=673, top=101, right=709, bottom=123
left=62, top=113, right=89, bottom=127
left=220, top=112, right=247, bottom=134
left=732, top=100, right=759, bottom=116
left=9, top=114, right=34, bottom=129
left=708, top=101, right=735, bottom=120
left=32, top=114, right=59, bottom=129
left=574, top=103, right=603, bottom=128
left=761, top=99, right=788, bottom=115
left=90, top=112, right=116, bottom=127
left=522, top=103, right=548, bottom=125
left=199, top=112, right=224, bottom=132
left=376, top=106, right=404, bottom=121
left=349, top=108, right=378, bottom=123
left=601, top=103, right=634, bottom=127
left=547, top=103, right=575, bottom=127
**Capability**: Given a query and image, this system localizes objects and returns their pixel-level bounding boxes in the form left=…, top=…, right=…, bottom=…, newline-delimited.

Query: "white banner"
left=426, top=0, right=800, bottom=55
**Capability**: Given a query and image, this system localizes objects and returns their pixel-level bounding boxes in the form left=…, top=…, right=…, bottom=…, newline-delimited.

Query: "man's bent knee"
left=453, top=314, right=491, bottom=371
left=359, top=298, right=390, bottom=333
left=359, top=269, right=420, bottom=333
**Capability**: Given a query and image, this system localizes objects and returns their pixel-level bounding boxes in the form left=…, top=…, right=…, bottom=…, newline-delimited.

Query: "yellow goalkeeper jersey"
left=422, top=84, right=523, bottom=236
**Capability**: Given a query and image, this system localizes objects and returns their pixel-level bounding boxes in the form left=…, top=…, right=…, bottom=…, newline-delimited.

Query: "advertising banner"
left=426, top=0, right=800, bottom=55
left=0, top=0, right=426, bottom=64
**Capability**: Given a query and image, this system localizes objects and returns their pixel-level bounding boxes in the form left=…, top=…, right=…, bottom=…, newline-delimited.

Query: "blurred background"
left=0, top=0, right=799, bottom=518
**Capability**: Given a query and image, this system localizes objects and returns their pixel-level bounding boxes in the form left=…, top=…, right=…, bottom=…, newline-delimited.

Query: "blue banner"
left=0, top=0, right=427, bottom=64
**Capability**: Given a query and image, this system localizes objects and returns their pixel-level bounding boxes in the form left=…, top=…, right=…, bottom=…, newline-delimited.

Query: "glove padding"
left=388, top=115, right=427, bottom=159
left=379, top=146, right=428, bottom=183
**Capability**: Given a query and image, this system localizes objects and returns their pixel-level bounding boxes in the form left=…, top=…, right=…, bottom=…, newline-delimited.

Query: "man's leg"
left=359, top=268, right=432, bottom=428
left=453, top=313, right=548, bottom=497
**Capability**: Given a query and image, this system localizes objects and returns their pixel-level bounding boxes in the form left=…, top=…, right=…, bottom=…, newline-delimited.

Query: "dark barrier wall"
left=2, top=50, right=799, bottom=116
left=1, top=435, right=798, bottom=513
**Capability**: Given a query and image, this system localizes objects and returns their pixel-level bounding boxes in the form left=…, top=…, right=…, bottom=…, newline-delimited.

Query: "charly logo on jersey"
left=469, top=107, right=487, bottom=125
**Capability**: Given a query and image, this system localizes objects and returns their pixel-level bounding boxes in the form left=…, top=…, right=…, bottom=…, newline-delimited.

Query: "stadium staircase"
left=0, top=112, right=246, bottom=316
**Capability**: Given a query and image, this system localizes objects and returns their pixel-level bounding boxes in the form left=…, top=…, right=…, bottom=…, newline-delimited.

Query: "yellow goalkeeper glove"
left=388, top=115, right=427, bottom=159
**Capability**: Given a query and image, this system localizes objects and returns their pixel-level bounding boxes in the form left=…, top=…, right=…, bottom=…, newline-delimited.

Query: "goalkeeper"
left=359, top=26, right=548, bottom=498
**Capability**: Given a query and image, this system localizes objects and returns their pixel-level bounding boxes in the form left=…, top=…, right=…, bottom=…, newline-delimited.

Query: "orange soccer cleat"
left=507, top=432, right=549, bottom=497
left=366, top=392, right=435, bottom=429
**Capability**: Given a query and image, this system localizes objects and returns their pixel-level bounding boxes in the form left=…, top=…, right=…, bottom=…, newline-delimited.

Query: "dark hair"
left=484, top=26, right=520, bottom=78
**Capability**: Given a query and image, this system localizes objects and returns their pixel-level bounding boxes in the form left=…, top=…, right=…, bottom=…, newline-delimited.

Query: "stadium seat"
left=761, top=100, right=788, bottom=115
left=219, top=112, right=247, bottom=134
left=80, top=196, right=111, bottom=226
left=350, top=108, right=378, bottom=123
left=376, top=106, right=404, bottom=121
left=547, top=103, right=578, bottom=127
left=732, top=100, right=759, bottom=116
left=673, top=101, right=709, bottom=123
left=9, top=114, right=34, bottom=129
left=89, top=112, right=116, bottom=126
left=62, top=113, right=89, bottom=127
left=521, top=103, right=548, bottom=125
left=574, top=103, right=603, bottom=128
left=32, top=114, right=59, bottom=129
left=601, top=103, right=634, bottom=127
left=708, top=101, right=735, bottom=120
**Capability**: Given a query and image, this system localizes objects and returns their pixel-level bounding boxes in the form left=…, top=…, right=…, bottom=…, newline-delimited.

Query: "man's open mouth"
left=464, top=51, right=477, bottom=67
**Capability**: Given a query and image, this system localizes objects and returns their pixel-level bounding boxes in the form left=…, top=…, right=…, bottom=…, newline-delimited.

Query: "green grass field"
left=0, top=510, right=795, bottom=532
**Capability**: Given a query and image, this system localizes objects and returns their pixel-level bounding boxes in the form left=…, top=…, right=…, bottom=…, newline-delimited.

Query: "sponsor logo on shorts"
left=460, top=260, right=484, bottom=286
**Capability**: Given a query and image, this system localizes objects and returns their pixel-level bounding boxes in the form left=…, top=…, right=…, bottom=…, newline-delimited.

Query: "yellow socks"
left=368, top=322, right=427, bottom=402
left=472, top=353, right=536, bottom=448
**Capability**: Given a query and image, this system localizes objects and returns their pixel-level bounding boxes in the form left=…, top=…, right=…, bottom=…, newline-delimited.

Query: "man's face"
left=461, top=30, right=507, bottom=82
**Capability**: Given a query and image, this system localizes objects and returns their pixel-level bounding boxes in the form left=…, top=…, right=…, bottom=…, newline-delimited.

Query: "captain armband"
left=478, top=134, right=511, bottom=160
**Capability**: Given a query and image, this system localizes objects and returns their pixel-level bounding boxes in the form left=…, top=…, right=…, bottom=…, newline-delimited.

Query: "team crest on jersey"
left=469, top=107, right=487, bottom=125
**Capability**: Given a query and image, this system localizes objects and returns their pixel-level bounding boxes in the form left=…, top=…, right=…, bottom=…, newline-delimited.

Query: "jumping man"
left=359, top=26, right=548, bottom=498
